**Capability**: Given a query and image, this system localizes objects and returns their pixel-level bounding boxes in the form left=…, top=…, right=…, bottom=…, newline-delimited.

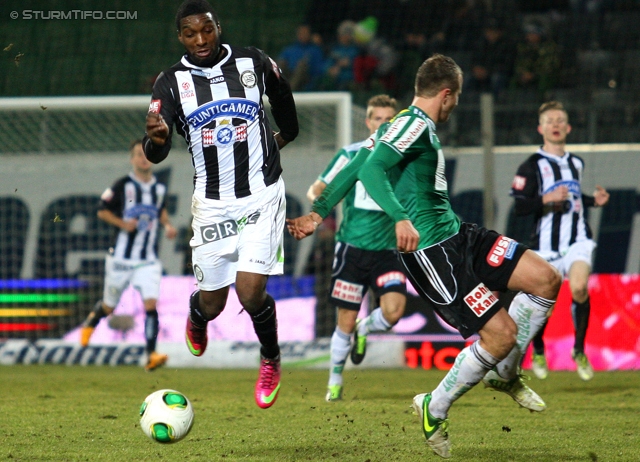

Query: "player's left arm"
left=358, top=143, right=408, bottom=224
left=584, top=185, right=610, bottom=207
left=260, top=49, right=299, bottom=147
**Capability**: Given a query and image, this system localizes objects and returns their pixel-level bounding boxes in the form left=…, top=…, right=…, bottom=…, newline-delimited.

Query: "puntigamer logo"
left=187, top=99, right=259, bottom=129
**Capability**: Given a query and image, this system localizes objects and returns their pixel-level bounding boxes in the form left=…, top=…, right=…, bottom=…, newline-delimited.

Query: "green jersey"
left=318, top=138, right=396, bottom=250
left=312, top=107, right=459, bottom=250
left=359, top=106, right=460, bottom=249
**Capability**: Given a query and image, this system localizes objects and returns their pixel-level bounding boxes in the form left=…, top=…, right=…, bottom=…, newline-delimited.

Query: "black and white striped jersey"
left=100, top=173, right=167, bottom=261
left=510, top=148, right=596, bottom=253
left=143, top=44, right=298, bottom=201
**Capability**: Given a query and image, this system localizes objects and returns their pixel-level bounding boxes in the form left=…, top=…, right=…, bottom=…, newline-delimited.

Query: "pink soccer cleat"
left=255, top=355, right=281, bottom=409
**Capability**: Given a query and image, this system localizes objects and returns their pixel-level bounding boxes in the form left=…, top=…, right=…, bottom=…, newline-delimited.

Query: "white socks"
left=430, top=341, right=499, bottom=419
left=328, top=327, right=351, bottom=386
left=358, top=307, right=392, bottom=335
left=495, top=292, right=555, bottom=379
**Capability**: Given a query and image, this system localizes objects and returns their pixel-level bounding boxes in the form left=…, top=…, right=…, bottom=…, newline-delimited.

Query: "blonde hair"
left=366, top=94, right=398, bottom=119
left=538, top=101, right=569, bottom=123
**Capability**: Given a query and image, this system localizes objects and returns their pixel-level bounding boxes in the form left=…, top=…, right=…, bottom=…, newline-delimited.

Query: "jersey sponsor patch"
left=464, top=283, right=498, bottom=317
left=200, top=220, right=239, bottom=243
left=209, top=75, right=225, bottom=84
left=487, top=236, right=518, bottom=267
left=512, top=175, right=526, bottom=191
left=376, top=271, right=406, bottom=288
left=187, top=99, right=259, bottom=129
left=148, top=100, right=161, bottom=114
left=331, top=279, right=364, bottom=304
left=201, top=123, right=248, bottom=147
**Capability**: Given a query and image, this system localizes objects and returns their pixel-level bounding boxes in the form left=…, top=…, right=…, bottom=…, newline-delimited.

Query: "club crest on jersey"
left=331, top=280, right=364, bottom=304
left=240, top=70, right=257, bottom=88
left=201, top=122, right=248, bottom=147
left=187, top=98, right=259, bottom=129
left=148, top=100, right=161, bottom=114
left=193, top=264, right=204, bottom=282
left=487, top=236, right=517, bottom=267
left=464, top=283, right=498, bottom=317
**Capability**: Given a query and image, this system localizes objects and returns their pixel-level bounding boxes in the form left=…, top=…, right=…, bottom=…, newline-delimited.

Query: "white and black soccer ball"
left=139, top=389, right=194, bottom=443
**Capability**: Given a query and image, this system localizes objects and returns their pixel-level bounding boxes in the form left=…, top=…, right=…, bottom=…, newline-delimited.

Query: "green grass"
left=1, top=366, right=638, bottom=461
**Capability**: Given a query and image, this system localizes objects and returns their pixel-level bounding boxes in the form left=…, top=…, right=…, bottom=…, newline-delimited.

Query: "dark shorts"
left=329, top=243, right=407, bottom=311
left=399, top=222, right=528, bottom=338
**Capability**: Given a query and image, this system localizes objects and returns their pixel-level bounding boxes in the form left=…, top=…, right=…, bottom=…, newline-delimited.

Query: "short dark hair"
left=415, top=53, right=462, bottom=98
left=129, top=139, right=143, bottom=152
left=175, top=0, right=218, bottom=32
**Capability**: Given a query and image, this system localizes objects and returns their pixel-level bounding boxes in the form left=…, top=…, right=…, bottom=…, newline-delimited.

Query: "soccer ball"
left=139, top=389, right=194, bottom=443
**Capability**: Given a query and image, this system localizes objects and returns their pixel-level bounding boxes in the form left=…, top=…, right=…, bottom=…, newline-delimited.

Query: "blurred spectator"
left=304, top=0, right=358, bottom=48
left=434, top=0, right=485, bottom=52
left=278, top=24, right=326, bottom=91
left=352, top=16, right=399, bottom=92
left=322, top=20, right=360, bottom=91
left=465, top=17, right=517, bottom=98
left=511, top=21, right=561, bottom=95
left=518, top=0, right=570, bottom=13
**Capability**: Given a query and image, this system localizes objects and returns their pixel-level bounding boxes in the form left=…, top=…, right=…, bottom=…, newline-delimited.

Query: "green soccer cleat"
left=572, top=350, right=594, bottom=381
left=483, top=369, right=547, bottom=412
left=325, top=384, right=343, bottom=402
left=412, top=393, right=451, bottom=459
left=350, top=319, right=367, bottom=365
left=531, top=353, right=549, bottom=380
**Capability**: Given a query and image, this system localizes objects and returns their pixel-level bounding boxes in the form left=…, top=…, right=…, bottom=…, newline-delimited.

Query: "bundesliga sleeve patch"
left=100, top=188, right=114, bottom=202
left=512, top=175, right=526, bottom=191
left=148, top=99, right=162, bottom=114
left=487, top=236, right=518, bottom=267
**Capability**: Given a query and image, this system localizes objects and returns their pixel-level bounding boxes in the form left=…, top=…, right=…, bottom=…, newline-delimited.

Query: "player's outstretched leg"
left=326, top=327, right=350, bottom=401
left=350, top=318, right=367, bottom=365
left=144, top=308, right=168, bottom=371
left=185, top=291, right=208, bottom=356
left=80, top=300, right=108, bottom=347
left=483, top=369, right=546, bottom=411
left=255, top=354, right=281, bottom=409
left=249, top=294, right=281, bottom=408
left=412, top=393, right=451, bottom=459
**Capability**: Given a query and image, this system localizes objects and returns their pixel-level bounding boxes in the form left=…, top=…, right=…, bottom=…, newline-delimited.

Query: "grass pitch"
left=1, top=365, right=638, bottom=461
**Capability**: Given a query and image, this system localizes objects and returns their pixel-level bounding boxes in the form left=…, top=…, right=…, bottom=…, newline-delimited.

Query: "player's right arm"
left=97, top=179, right=137, bottom=233
left=143, top=72, right=176, bottom=163
left=512, top=157, right=568, bottom=216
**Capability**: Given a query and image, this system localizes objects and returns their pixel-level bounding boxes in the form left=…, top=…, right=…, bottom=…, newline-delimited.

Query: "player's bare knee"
left=382, top=304, right=404, bottom=325
left=534, top=265, right=562, bottom=300
left=571, top=285, right=588, bottom=303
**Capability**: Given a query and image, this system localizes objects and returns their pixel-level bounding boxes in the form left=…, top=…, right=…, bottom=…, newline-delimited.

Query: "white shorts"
left=536, top=239, right=596, bottom=277
left=190, top=177, right=286, bottom=291
left=102, top=254, right=162, bottom=308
